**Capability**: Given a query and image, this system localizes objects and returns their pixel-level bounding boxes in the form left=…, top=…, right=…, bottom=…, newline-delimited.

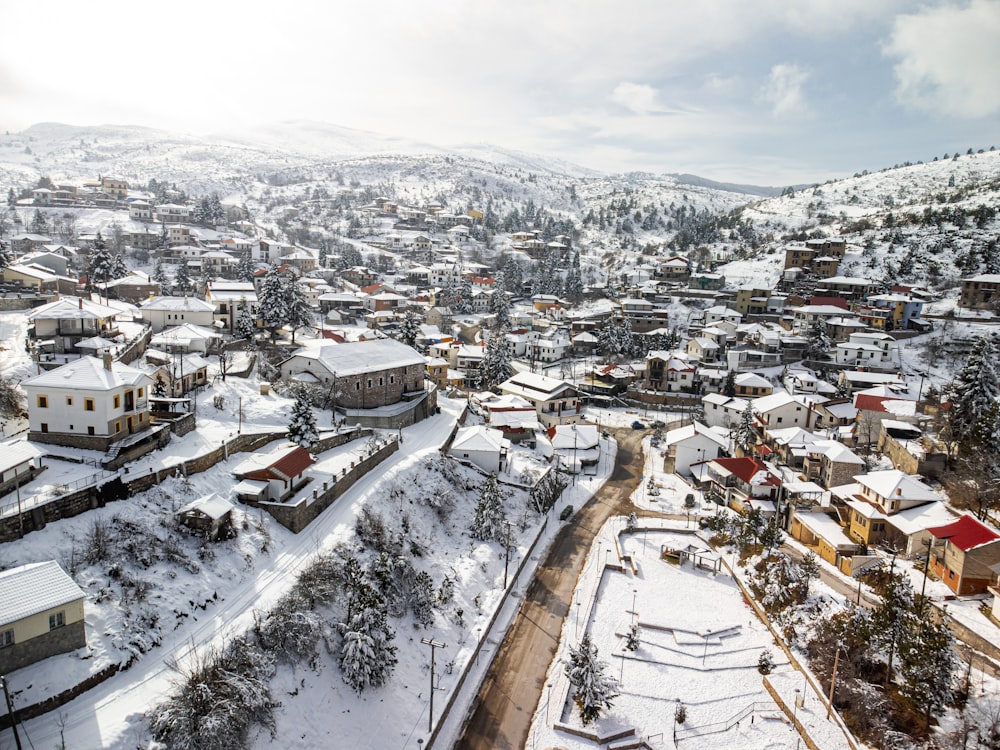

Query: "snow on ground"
left=1, top=395, right=619, bottom=750
left=525, top=518, right=856, bottom=750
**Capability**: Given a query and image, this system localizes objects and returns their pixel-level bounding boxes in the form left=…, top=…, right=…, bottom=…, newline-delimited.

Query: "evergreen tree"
left=0, top=239, right=12, bottom=270
left=722, top=370, right=737, bottom=397
left=110, top=252, right=128, bottom=280
left=236, top=251, right=255, bottom=282
left=287, top=396, right=318, bottom=449
left=237, top=302, right=257, bottom=343
left=30, top=208, right=49, bottom=234
left=502, top=256, right=523, bottom=294
left=153, top=259, right=170, bottom=291
left=258, top=264, right=288, bottom=341
left=208, top=193, right=225, bottom=224
left=871, top=573, right=915, bottom=685
left=565, top=633, right=619, bottom=726
left=897, top=615, right=957, bottom=728
left=948, top=336, right=1000, bottom=447
left=283, top=277, right=313, bottom=343
left=398, top=309, right=421, bottom=348
left=338, top=586, right=397, bottom=693
left=479, top=331, right=513, bottom=391
left=152, top=377, right=168, bottom=398
left=174, top=261, right=193, bottom=293
left=456, top=277, right=473, bottom=313
left=565, top=250, right=584, bottom=302
left=804, top=319, right=832, bottom=361
left=470, top=472, right=508, bottom=543
left=488, top=276, right=511, bottom=332
left=734, top=401, right=756, bottom=453
left=88, top=233, right=115, bottom=300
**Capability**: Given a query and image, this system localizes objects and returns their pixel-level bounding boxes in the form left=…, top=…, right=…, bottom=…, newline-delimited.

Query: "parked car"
left=559, top=504, right=574, bottom=520
left=631, top=420, right=645, bottom=429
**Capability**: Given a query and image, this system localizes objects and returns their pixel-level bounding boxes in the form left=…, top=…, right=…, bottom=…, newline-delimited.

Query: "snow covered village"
left=0, top=122, right=998, bottom=750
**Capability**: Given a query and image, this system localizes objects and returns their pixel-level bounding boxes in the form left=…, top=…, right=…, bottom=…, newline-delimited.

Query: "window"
left=40, top=423, right=48, bottom=433
left=87, top=426, right=95, bottom=435
left=49, top=611, right=65, bottom=630
left=367, top=379, right=372, bottom=388
left=139, top=413, right=144, bottom=422
left=114, top=395, right=121, bottom=409
left=138, top=388, right=144, bottom=397
left=115, top=421, right=122, bottom=433
left=85, top=399, right=95, bottom=412
left=66, top=397, right=73, bottom=406
left=355, top=382, right=360, bottom=391
left=0, top=629, right=12, bottom=648
left=37, top=395, right=48, bottom=408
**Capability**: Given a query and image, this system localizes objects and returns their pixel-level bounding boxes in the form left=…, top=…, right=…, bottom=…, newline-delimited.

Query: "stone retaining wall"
left=0, top=620, right=86, bottom=675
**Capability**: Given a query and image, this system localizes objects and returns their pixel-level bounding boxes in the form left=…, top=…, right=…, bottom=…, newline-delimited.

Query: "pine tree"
left=489, top=276, right=511, bottom=333
left=88, top=233, right=114, bottom=298
left=30, top=208, right=49, bottom=234
left=804, top=319, right=832, bottom=361
left=0, top=240, right=12, bottom=270
left=723, top=370, right=737, bottom=397
left=871, top=573, right=915, bottom=685
left=237, top=303, right=257, bottom=343
left=502, top=257, right=523, bottom=294
left=734, top=401, right=756, bottom=453
left=470, top=472, right=508, bottom=543
left=236, top=251, right=255, bottom=281
left=456, top=277, right=473, bottom=314
left=897, top=613, right=957, bottom=728
left=283, top=277, right=313, bottom=343
left=153, top=259, right=170, bottom=291
left=398, top=309, right=421, bottom=348
left=287, top=396, right=318, bottom=449
left=338, top=587, right=397, bottom=693
left=479, top=331, right=513, bottom=391
left=565, top=250, right=584, bottom=302
left=110, top=252, right=128, bottom=280
left=258, top=264, right=288, bottom=341
left=948, top=336, right=1000, bottom=447
left=152, top=377, right=168, bottom=398
left=174, top=261, right=193, bottom=293
left=565, top=633, right=619, bottom=726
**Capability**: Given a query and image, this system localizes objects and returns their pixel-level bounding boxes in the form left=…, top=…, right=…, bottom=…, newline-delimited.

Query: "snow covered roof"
left=854, top=470, right=938, bottom=503
left=450, top=425, right=506, bottom=454
left=792, top=512, right=856, bottom=549
left=150, top=323, right=220, bottom=346
left=548, top=423, right=599, bottom=450
left=808, top=439, right=864, bottom=464
left=663, top=421, right=730, bottom=449
left=0, top=440, right=44, bottom=473
left=287, top=338, right=425, bottom=378
left=888, top=501, right=957, bottom=537
left=27, top=296, right=118, bottom=321
left=22, top=356, right=152, bottom=391
left=500, top=371, right=575, bottom=401
left=0, top=561, right=85, bottom=627
left=177, top=493, right=236, bottom=520
left=141, top=295, right=216, bottom=313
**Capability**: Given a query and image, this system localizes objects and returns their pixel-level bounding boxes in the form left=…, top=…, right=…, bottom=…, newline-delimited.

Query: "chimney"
left=102, top=352, right=113, bottom=371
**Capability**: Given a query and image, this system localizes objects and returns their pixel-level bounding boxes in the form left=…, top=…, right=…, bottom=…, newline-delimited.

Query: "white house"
left=205, top=281, right=258, bottom=334
left=500, top=372, right=582, bottom=427
left=701, top=393, right=749, bottom=430
left=547, top=423, right=600, bottom=473
left=835, top=331, right=897, bottom=369
left=0, top=561, right=87, bottom=674
left=140, top=296, right=217, bottom=333
left=753, top=391, right=823, bottom=430
left=449, top=425, right=509, bottom=474
left=21, top=355, right=153, bottom=449
left=662, top=421, right=730, bottom=475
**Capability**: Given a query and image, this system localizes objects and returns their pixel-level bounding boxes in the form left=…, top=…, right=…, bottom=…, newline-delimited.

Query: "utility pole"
left=826, top=642, right=841, bottom=720
left=503, top=521, right=513, bottom=589
left=420, top=638, right=447, bottom=733
left=1, top=674, right=23, bottom=750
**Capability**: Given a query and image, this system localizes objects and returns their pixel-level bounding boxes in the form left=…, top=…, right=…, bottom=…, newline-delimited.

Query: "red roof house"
left=928, top=514, right=1000, bottom=595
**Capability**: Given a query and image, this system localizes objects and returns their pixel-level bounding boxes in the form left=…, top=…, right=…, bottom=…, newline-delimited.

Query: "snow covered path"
left=10, top=400, right=463, bottom=750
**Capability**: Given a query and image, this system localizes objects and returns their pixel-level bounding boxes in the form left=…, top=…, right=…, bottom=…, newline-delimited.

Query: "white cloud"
left=759, top=64, right=811, bottom=117
left=609, top=83, right=667, bottom=115
left=883, top=0, right=1000, bottom=118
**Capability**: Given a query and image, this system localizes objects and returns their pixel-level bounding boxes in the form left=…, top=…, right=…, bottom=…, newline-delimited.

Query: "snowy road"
left=9, top=401, right=463, bottom=750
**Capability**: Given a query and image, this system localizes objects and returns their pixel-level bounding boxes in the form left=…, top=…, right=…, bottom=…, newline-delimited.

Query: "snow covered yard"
left=529, top=523, right=812, bottom=750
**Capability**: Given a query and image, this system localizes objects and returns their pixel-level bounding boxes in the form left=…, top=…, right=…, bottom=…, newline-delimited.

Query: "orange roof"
left=246, top=446, right=315, bottom=481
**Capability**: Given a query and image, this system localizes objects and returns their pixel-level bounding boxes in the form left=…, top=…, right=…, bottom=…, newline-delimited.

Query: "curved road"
left=456, top=428, right=645, bottom=750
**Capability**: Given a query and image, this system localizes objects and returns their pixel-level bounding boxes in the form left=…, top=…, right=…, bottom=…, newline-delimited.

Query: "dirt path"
left=455, top=428, right=645, bottom=750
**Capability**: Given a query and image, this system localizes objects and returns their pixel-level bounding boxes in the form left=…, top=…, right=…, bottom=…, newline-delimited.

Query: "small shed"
left=176, top=493, right=236, bottom=541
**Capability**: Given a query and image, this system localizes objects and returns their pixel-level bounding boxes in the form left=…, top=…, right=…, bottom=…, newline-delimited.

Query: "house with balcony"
left=27, top=296, right=121, bottom=355
left=140, top=295, right=217, bottom=333
left=927, top=515, right=1000, bottom=596
left=205, top=281, right=257, bottom=334
left=701, top=456, right=782, bottom=516
left=801, top=440, right=865, bottom=489
left=837, top=469, right=941, bottom=550
left=662, top=421, right=730, bottom=475
left=834, top=331, right=897, bottom=369
left=499, top=371, right=582, bottom=427
left=22, top=355, right=153, bottom=450
left=959, top=274, right=1000, bottom=310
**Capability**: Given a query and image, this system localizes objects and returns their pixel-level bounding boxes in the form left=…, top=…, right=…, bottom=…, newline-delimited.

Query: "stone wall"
left=28, top=430, right=115, bottom=451
left=0, top=464, right=45, bottom=498
left=0, top=477, right=126, bottom=543
left=101, top=426, right=172, bottom=471
left=0, top=619, right=86, bottom=674
left=261, top=438, right=399, bottom=533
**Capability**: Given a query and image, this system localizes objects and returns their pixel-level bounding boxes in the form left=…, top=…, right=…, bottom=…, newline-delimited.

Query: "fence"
left=426, top=514, right=549, bottom=749
left=674, top=701, right=774, bottom=743
left=0, top=468, right=118, bottom=520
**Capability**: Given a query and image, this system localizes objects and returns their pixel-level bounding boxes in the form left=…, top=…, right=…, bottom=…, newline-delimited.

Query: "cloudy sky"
left=0, top=0, right=997, bottom=185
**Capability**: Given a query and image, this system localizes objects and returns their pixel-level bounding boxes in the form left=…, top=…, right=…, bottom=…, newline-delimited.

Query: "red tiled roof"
left=854, top=394, right=894, bottom=413
left=808, top=296, right=849, bottom=309
left=711, top=456, right=780, bottom=486
left=247, top=446, right=315, bottom=482
left=928, top=515, right=1000, bottom=552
